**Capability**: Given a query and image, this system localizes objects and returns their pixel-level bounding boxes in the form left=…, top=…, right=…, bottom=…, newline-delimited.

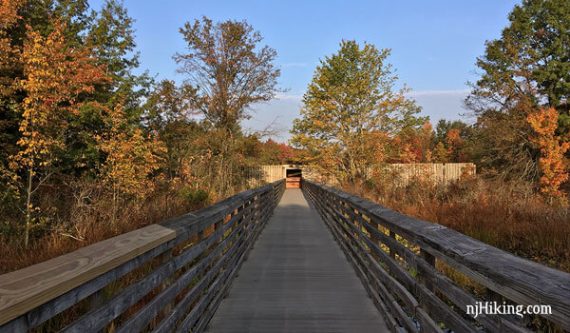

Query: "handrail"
left=303, top=180, right=570, bottom=333
left=0, top=180, right=285, bottom=333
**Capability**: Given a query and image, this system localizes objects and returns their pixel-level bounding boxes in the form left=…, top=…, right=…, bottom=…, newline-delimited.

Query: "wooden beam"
left=0, top=224, right=175, bottom=326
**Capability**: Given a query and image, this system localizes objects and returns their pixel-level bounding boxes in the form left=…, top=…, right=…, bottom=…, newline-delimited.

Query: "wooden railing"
left=0, top=180, right=284, bottom=333
left=303, top=180, right=570, bottom=333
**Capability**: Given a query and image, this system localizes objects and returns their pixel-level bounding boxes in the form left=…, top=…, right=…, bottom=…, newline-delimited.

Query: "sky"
left=89, top=0, right=520, bottom=142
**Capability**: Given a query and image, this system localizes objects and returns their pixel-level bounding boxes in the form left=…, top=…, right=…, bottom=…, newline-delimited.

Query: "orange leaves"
left=446, top=128, right=462, bottom=146
left=14, top=21, right=109, bottom=170
left=527, top=108, right=569, bottom=203
left=0, top=0, right=23, bottom=28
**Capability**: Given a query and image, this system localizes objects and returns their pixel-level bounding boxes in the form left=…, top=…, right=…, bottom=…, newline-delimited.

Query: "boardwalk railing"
left=0, top=180, right=284, bottom=333
left=303, top=180, right=570, bottom=333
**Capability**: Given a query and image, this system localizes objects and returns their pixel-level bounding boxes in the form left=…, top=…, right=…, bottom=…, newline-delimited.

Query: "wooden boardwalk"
left=207, top=189, right=388, bottom=333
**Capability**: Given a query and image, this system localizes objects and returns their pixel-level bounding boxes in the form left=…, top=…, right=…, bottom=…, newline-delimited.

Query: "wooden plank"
left=0, top=238, right=175, bottom=332
left=0, top=224, right=176, bottom=326
left=208, top=189, right=388, bottom=333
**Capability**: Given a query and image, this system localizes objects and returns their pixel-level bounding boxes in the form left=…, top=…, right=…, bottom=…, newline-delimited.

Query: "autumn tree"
left=291, top=40, right=423, bottom=184
left=0, top=0, right=24, bottom=166
left=466, top=0, right=570, bottom=180
left=144, top=79, right=198, bottom=182
left=392, top=121, right=434, bottom=163
left=175, top=17, right=280, bottom=194
left=11, top=21, right=107, bottom=246
left=527, top=108, right=569, bottom=204
left=97, top=104, right=164, bottom=224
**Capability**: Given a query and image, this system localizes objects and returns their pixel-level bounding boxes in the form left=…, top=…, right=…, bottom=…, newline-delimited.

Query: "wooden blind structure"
left=0, top=181, right=284, bottom=333
left=303, top=180, right=570, bottom=333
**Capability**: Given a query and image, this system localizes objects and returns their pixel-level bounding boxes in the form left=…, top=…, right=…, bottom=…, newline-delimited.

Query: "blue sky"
left=89, top=0, right=520, bottom=141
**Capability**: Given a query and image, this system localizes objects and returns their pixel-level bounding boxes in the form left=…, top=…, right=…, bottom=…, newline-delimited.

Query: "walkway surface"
left=207, top=189, right=387, bottom=332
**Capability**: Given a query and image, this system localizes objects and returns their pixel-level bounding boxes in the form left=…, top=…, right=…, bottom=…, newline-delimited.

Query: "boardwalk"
left=2, top=181, right=568, bottom=332
left=207, top=189, right=388, bottom=333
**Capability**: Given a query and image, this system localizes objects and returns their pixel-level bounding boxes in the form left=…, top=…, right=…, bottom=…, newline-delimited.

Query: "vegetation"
left=291, top=40, right=424, bottom=184
left=0, top=0, right=568, bottom=278
left=465, top=0, right=570, bottom=183
left=292, top=0, right=569, bottom=271
left=0, top=0, right=300, bottom=273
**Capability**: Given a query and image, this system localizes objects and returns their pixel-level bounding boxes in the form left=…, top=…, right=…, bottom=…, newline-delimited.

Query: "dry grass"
left=347, top=173, right=570, bottom=273
left=0, top=188, right=212, bottom=274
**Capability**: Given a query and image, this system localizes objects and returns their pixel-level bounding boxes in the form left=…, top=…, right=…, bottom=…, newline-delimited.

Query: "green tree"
left=144, top=79, right=198, bottom=182
left=86, top=0, right=150, bottom=109
left=466, top=0, right=570, bottom=180
left=291, top=40, right=423, bottom=184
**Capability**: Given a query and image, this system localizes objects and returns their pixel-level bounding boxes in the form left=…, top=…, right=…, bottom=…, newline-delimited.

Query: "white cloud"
left=407, top=89, right=471, bottom=97
left=411, top=89, right=473, bottom=124
left=280, top=62, right=309, bottom=68
left=274, top=93, right=303, bottom=101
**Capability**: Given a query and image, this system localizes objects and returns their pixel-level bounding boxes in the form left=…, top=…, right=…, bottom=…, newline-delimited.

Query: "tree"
left=0, top=0, right=24, bottom=164
left=144, top=79, right=198, bottom=181
left=62, top=0, right=151, bottom=177
left=466, top=0, right=570, bottom=180
left=175, top=17, right=280, bottom=194
left=527, top=108, right=569, bottom=204
left=97, top=104, right=164, bottom=224
left=175, top=17, right=280, bottom=133
left=10, top=21, right=107, bottom=246
left=291, top=40, right=423, bottom=184
left=86, top=0, right=150, bottom=109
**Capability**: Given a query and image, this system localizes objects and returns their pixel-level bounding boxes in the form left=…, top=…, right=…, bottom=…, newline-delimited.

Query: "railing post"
left=419, top=249, right=435, bottom=292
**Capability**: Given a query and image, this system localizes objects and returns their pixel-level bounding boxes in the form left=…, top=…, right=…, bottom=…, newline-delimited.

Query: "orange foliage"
left=527, top=108, right=569, bottom=203
left=14, top=21, right=109, bottom=170
left=0, top=0, right=23, bottom=28
left=0, top=0, right=24, bottom=97
left=10, top=21, right=109, bottom=246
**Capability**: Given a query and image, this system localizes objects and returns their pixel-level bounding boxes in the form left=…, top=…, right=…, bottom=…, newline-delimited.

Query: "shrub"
left=179, top=187, right=210, bottom=206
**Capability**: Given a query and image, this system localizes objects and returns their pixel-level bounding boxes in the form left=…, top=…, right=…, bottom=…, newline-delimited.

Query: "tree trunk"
left=24, top=168, right=33, bottom=248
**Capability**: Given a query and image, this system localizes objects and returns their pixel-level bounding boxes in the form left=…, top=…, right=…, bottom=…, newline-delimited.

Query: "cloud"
left=243, top=95, right=303, bottom=142
left=407, top=89, right=471, bottom=97
left=411, top=89, right=473, bottom=124
left=274, top=93, right=303, bottom=101
left=280, top=62, right=309, bottom=68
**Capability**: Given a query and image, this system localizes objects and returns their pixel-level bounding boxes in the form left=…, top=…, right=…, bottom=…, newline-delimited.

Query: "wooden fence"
left=246, top=163, right=476, bottom=188
left=303, top=180, right=570, bottom=333
left=0, top=181, right=285, bottom=333
left=385, top=163, right=476, bottom=185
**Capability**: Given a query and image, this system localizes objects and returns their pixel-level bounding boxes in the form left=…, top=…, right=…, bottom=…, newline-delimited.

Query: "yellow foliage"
left=97, top=104, right=165, bottom=200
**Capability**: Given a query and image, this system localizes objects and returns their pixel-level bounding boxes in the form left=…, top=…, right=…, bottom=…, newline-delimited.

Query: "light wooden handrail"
left=0, top=224, right=175, bottom=325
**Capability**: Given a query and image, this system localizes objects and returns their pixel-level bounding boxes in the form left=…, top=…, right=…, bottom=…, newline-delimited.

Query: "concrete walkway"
left=207, top=189, right=387, bottom=333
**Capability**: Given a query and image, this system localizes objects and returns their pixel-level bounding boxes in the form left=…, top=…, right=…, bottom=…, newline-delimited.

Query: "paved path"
left=207, top=189, right=387, bottom=332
